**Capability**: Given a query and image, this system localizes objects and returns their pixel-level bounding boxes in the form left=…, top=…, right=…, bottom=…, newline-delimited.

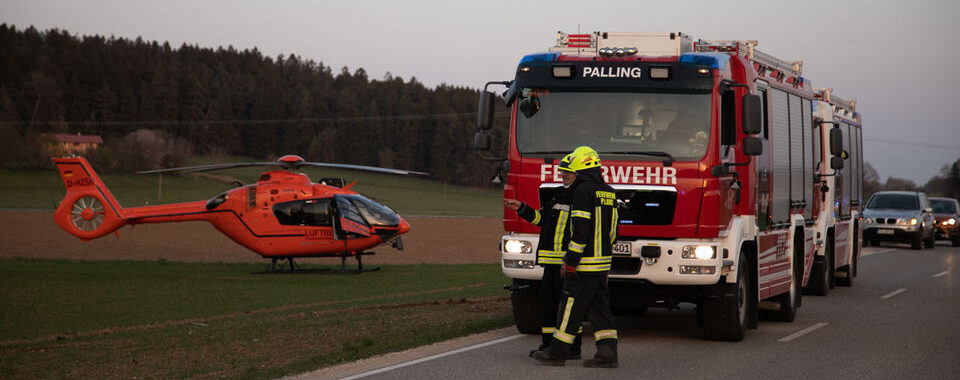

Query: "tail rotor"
left=70, top=196, right=106, bottom=232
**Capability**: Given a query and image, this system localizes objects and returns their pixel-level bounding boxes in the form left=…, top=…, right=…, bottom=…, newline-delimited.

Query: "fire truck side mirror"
left=831, top=156, right=844, bottom=170
left=473, top=130, right=491, bottom=151
left=742, top=136, right=762, bottom=156
left=477, top=91, right=496, bottom=130
left=829, top=127, right=842, bottom=156
left=741, top=94, right=762, bottom=135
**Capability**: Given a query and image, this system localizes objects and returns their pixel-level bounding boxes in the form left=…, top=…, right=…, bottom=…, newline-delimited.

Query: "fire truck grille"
left=614, top=189, right=677, bottom=225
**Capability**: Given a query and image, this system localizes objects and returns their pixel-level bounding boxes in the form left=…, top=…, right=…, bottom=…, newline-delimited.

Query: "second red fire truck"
left=474, top=32, right=864, bottom=341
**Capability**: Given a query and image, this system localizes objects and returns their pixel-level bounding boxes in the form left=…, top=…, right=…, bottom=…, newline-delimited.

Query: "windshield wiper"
left=604, top=151, right=675, bottom=166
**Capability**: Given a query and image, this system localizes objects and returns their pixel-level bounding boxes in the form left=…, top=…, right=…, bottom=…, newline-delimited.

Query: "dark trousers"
left=548, top=273, right=617, bottom=358
left=540, top=265, right=582, bottom=350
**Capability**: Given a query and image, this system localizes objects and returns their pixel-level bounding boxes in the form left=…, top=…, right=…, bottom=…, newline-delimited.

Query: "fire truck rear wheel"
left=700, top=252, right=747, bottom=342
left=510, top=279, right=540, bottom=335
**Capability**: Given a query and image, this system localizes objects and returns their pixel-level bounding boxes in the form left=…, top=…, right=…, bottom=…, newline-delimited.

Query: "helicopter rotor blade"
left=300, top=162, right=429, bottom=176
left=137, top=162, right=277, bottom=174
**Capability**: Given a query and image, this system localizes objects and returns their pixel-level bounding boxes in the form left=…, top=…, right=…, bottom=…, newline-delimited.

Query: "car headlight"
left=682, top=245, right=716, bottom=259
left=504, top=239, right=533, bottom=254
left=910, top=218, right=918, bottom=225
left=949, top=218, right=957, bottom=225
left=864, top=218, right=874, bottom=224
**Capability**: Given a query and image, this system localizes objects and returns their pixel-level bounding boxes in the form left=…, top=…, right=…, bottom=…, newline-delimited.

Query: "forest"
left=0, top=24, right=955, bottom=196
left=0, top=24, right=507, bottom=186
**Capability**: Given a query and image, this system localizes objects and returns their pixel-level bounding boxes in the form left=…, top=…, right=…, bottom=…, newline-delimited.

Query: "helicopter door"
left=272, top=198, right=338, bottom=241
left=334, top=196, right=372, bottom=238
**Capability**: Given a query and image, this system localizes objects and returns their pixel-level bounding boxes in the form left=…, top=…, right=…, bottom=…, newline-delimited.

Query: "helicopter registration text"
left=65, top=177, right=95, bottom=188
left=305, top=228, right=334, bottom=241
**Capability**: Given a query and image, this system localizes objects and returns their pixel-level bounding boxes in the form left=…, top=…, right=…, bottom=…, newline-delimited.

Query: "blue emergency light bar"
left=679, top=52, right=730, bottom=69
left=519, top=52, right=560, bottom=64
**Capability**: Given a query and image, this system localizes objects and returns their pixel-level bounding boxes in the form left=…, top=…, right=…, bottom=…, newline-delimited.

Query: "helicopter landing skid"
left=256, top=251, right=379, bottom=275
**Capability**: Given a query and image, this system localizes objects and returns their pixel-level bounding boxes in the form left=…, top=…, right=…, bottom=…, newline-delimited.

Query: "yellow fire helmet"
left=558, top=146, right=601, bottom=172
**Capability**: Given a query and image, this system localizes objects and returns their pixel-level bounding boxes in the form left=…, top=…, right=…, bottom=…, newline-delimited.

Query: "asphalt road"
left=298, top=241, right=960, bottom=380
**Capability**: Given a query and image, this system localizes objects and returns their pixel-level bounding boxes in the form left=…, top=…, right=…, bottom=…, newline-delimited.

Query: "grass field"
left=0, top=258, right=514, bottom=379
left=0, top=165, right=502, bottom=217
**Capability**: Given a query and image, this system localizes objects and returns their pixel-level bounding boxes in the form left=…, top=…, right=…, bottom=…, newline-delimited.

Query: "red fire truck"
left=474, top=32, right=862, bottom=341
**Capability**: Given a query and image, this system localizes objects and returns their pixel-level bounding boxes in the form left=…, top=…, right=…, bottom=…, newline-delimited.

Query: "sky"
left=2, top=0, right=959, bottom=185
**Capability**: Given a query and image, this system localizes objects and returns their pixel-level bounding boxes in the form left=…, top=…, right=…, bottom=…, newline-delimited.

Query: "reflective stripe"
left=572, top=210, right=591, bottom=219
left=554, top=330, right=575, bottom=344
left=594, top=206, right=602, bottom=257
left=569, top=242, right=586, bottom=253
left=538, top=257, right=564, bottom=265
left=542, top=327, right=556, bottom=334
left=558, top=297, right=574, bottom=335
left=531, top=210, right=541, bottom=226
left=610, top=208, right=618, bottom=244
left=594, top=329, right=618, bottom=341
left=579, top=256, right=611, bottom=264
left=576, top=263, right=611, bottom=272
left=553, top=210, right=569, bottom=252
left=538, top=250, right=565, bottom=257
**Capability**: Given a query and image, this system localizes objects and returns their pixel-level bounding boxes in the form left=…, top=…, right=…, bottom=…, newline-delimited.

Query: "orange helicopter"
left=52, top=155, right=426, bottom=273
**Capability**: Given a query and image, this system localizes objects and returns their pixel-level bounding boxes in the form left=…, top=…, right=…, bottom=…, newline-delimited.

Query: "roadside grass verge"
left=0, top=258, right=513, bottom=379
left=0, top=167, right=501, bottom=217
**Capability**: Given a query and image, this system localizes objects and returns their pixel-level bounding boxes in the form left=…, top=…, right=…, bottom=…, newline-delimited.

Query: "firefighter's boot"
left=583, top=340, right=618, bottom=368
left=532, top=340, right=570, bottom=366
left=569, top=333, right=583, bottom=360
left=528, top=329, right=553, bottom=357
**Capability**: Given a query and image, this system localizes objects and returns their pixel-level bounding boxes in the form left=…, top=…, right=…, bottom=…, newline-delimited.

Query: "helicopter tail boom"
left=53, top=157, right=127, bottom=241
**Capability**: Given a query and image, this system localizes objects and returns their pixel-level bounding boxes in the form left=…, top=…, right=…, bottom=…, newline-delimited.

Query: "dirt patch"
left=0, top=210, right=504, bottom=265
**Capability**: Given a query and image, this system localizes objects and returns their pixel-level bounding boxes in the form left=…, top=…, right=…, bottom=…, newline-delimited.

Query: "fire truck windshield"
left=515, top=89, right=711, bottom=161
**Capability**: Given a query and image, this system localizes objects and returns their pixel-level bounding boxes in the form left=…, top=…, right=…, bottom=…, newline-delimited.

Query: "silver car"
left=862, top=191, right=936, bottom=250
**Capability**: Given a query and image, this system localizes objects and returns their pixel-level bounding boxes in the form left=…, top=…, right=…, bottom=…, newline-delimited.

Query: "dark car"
left=930, top=197, right=960, bottom=247
left=862, top=191, right=936, bottom=250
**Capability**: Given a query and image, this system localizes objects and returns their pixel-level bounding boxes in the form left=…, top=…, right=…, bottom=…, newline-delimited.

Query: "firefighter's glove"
left=562, top=264, right=578, bottom=280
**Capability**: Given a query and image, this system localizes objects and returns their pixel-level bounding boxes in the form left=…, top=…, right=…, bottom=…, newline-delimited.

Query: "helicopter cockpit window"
left=335, top=196, right=369, bottom=227
left=273, top=198, right=333, bottom=227
left=338, top=194, right=402, bottom=227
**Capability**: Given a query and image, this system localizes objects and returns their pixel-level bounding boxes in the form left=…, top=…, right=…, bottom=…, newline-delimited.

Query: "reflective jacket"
left=564, top=167, right=619, bottom=274
left=517, top=186, right=575, bottom=266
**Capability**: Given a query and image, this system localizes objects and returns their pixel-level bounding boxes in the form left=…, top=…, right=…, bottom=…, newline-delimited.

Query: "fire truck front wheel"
left=836, top=226, right=858, bottom=287
left=700, top=252, right=748, bottom=342
left=510, top=279, right=541, bottom=334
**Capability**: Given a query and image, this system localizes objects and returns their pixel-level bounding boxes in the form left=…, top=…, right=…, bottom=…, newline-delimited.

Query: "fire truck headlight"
left=682, top=245, right=716, bottom=259
left=504, top=239, right=533, bottom=254
left=949, top=218, right=956, bottom=225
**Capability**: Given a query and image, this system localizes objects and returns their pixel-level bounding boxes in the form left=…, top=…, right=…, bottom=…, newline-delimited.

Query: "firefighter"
left=504, top=155, right=583, bottom=360
left=533, top=146, right=619, bottom=368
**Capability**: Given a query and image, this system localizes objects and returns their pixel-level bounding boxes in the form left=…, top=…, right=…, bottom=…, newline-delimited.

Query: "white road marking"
left=340, top=334, right=525, bottom=380
left=861, top=248, right=896, bottom=257
left=778, top=322, right=829, bottom=342
left=881, top=288, right=907, bottom=300
left=933, top=271, right=949, bottom=278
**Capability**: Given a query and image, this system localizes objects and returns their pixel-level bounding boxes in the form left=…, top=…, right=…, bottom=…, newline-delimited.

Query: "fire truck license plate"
left=878, top=229, right=895, bottom=235
left=613, top=241, right=632, bottom=255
